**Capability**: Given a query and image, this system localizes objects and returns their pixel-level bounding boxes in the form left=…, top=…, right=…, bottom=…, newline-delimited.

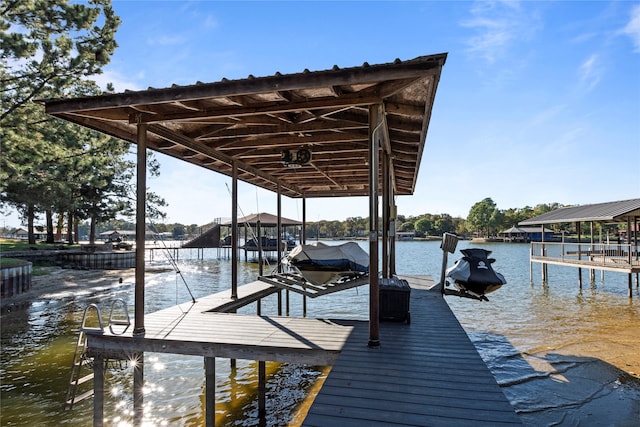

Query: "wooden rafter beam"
left=127, top=93, right=382, bottom=124
left=146, top=124, right=304, bottom=196
left=192, top=120, right=367, bottom=141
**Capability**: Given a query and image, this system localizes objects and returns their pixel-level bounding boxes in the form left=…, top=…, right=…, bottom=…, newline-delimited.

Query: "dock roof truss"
left=41, top=54, right=447, bottom=199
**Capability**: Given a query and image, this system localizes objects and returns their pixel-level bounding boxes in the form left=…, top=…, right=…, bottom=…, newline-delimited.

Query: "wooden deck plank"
left=88, top=297, right=359, bottom=364
left=148, top=280, right=280, bottom=317
left=87, top=275, right=520, bottom=425
left=302, top=276, right=522, bottom=426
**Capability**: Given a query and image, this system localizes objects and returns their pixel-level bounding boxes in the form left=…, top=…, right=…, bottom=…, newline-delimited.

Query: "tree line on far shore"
left=3, top=196, right=626, bottom=244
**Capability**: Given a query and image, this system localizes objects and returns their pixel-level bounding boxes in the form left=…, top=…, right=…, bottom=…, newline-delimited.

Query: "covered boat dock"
left=42, top=53, right=521, bottom=425
left=519, top=198, right=640, bottom=296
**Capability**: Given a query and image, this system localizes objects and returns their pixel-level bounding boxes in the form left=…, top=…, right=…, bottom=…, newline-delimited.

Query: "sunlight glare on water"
left=1, top=240, right=638, bottom=425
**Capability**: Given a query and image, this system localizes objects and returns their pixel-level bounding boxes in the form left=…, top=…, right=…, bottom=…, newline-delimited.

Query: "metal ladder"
left=63, top=299, right=131, bottom=409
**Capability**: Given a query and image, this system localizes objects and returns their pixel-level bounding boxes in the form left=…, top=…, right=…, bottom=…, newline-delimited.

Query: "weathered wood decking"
left=302, top=274, right=522, bottom=426
left=87, top=275, right=521, bottom=426
left=88, top=280, right=354, bottom=365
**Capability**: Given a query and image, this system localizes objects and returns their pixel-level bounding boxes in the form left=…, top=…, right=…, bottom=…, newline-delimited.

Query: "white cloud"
left=460, top=0, right=539, bottom=63
left=147, top=34, right=187, bottom=46
left=202, top=14, right=218, bottom=30
left=621, top=4, right=640, bottom=52
left=578, top=53, right=603, bottom=91
left=92, top=68, right=144, bottom=93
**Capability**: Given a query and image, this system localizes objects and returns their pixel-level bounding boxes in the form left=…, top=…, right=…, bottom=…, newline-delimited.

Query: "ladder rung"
left=75, top=373, right=94, bottom=386
left=73, top=358, right=92, bottom=368
left=109, top=320, right=130, bottom=325
left=66, top=389, right=93, bottom=406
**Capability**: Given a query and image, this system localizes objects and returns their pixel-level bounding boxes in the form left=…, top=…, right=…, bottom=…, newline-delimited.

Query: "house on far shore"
left=99, top=230, right=136, bottom=242
left=12, top=227, right=46, bottom=240
left=500, top=226, right=554, bottom=242
left=396, top=231, right=415, bottom=241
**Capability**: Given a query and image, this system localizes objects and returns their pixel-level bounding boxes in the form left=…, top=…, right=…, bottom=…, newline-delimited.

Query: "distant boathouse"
left=519, top=198, right=640, bottom=296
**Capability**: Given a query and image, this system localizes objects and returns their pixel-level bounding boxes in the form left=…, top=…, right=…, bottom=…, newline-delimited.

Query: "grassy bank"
left=0, top=257, right=30, bottom=268
left=0, top=238, right=79, bottom=252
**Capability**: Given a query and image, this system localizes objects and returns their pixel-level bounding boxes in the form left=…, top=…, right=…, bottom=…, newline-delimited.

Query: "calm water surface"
left=1, top=240, right=638, bottom=426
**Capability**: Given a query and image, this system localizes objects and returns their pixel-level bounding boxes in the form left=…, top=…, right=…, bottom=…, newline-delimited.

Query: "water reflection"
left=1, top=241, right=638, bottom=425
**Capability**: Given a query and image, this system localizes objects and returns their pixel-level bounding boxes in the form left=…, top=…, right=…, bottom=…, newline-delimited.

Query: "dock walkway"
left=303, top=274, right=522, bottom=426
left=88, top=280, right=353, bottom=365
left=87, top=275, right=521, bottom=425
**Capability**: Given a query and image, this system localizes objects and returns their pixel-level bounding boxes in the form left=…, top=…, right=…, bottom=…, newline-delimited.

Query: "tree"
left=1, top=0, right=121, bottom=242
left=466, top=197, right=499, bottom=237
left=0, top=0, right=120, bottom=123
left=414, top=217, right=433, bottom=236
left=398, top=221, right=415, bottom=232
left=434, top=214, right=456, bottom=235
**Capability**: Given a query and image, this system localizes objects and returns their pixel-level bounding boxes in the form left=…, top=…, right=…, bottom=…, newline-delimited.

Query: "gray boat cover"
left=286, top=242, right=369, bottom=273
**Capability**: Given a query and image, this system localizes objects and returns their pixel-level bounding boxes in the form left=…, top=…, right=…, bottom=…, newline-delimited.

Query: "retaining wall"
left=1, top=263, right=32, bottom=298
left=60, top=252, right=136, bottom=269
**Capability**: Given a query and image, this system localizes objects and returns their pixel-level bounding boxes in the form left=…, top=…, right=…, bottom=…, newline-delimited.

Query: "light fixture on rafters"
left=281, top=148, right=312, bottom=168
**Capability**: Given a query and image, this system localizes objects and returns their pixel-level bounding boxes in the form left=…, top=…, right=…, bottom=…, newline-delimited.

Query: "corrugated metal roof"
left=518, top=198, right=640, bottom=225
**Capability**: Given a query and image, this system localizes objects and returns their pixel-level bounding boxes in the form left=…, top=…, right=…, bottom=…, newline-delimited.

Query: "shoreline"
left=1, top=267, right=137, bottom=311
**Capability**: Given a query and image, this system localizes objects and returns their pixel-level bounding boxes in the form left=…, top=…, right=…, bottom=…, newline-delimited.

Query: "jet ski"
left=445, top=248, right=506, bottom=301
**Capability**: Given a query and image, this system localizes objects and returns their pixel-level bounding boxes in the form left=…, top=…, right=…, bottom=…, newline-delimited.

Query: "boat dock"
left=86, top=275, right=521, bottom=426
left=529, top=241, right=640, bottom=296
left=519, top=199, right=639, bottom=296
left=303, top=275, right=522, bottom=426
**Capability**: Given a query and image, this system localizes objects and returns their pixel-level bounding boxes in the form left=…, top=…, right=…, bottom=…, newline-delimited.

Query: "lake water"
left=1, top=240, right=639, bottom=426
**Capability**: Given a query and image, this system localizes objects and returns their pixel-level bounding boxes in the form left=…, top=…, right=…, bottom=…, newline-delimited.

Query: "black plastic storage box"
left=379, top=277, right=411, bottom=323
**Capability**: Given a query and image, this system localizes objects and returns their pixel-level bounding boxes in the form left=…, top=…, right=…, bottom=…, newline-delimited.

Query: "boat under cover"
left=445, top=248, right=506, bottom=300
left=285, top=242, right=369, bottom=285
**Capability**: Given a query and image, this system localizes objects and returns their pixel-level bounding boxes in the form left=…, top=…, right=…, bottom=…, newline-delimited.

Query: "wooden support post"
left=302, top=197, right=307, bottom=317
left=303, top=294, right=307, bottom=317
left=277, top=184, right=282, bottom=274
left=368, top=104, right=381, bottom=347
left=257, top=220, right=263, bottom=276
left=302, top=197, right=306, bottom=244
left=258, top=361, right=266, bottom=419
left=390, top=202, right=397, bottom=276
left=590, top=222, right=595, bottom=282
left=134, top=122, right=147, bottom=336
left=277, top=290, right=282, bottom=316
left=205, top=357, right=215, bottom=427
left=93, top=354, right=104, bottom=427
left=576, top=221, right=583, bottom=289
left=286, top=290, right=290, bottom=317
left=382, top=153, right=389, bottom=279
left=133, top=352, right=144, bottom=426
left=541, top=224, right=547, bottom=282
left=578, top=268, right=583, bottom=289
left=232, top=163, right=238, bottom=299
left=529, top=244, right=533, bottom=282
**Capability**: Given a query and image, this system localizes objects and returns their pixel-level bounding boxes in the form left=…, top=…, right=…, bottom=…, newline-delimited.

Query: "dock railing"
left=530, top=241, right=640, bottom=270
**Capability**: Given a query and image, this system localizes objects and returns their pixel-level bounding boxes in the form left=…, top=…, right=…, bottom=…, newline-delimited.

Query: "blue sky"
left=5, top=1, right=640, bottom=227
